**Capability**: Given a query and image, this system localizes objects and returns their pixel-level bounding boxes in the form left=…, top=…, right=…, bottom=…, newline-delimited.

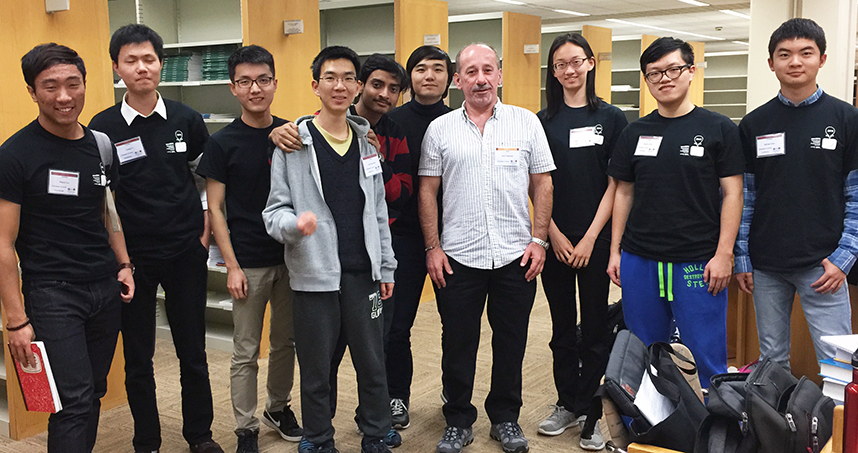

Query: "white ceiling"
left=319, top=0, right=752, bottom=53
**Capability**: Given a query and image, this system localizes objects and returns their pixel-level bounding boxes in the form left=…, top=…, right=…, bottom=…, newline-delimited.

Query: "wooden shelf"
left=203, top=118, right=234, bottom=124
left=163, top=38, right=242, bottom=49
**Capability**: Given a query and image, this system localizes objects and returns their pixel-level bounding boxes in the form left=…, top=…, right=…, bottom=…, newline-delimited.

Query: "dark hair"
left=405, top=45, right=454, bottom=99
left=311, top=46, right=360, bottom=81
left=542, top=34, right=600, bottom=119
left=360, top=53, right=408, bottom=88
left=640, top=37, right=694, bottom=72
left=228, top=45, right=275, bottom=81
left=21, top=43, right=87, bottom=88
left=768, top=18, right=826, bottom=58
left=109, top=24, right=164, bottom=63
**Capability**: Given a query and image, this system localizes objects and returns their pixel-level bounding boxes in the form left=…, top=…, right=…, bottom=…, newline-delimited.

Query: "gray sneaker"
left=436, top=426, right=474, bottom=453
left=579, top=417, right=605, bottom=451
left=537, top=405, right=578, bottom=436
left=490, top=422, right=529, bottom=453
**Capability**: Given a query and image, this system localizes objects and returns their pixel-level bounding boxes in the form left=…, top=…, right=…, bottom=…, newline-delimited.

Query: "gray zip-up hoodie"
left=263, top=115, right=396, bottom=292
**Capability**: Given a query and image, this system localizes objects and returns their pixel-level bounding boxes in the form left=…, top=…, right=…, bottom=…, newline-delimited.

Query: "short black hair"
left=360, top=53, right=408, bottom=87
left=311, top=46, right=360, bottom=81
left=21, top=43, right=87, bottom=88
left=228, top=45, right=275, bottom=81
left=109, top=23, right=165, bottom=63
left=640, top=37, right=694, bottom=72
left=405, top=45, right=454, bottom=99
left=768, top=18, right=826, bottom=58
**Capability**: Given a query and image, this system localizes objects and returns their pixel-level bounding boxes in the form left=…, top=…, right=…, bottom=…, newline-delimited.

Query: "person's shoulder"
left=818, top=92, right=858, bottom=115
left=164, top=99, right=203, bottom=120
left=0, top=121, right=38, bottom=154
left=742, top=97, right=781, bottom=122
left=89, top=103, right=122, bottom=126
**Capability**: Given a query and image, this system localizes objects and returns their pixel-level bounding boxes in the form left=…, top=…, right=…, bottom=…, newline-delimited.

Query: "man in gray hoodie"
left=263, top=45, right=396, bottom=453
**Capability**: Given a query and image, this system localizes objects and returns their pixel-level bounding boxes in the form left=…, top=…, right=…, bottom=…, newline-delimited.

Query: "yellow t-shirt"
left=313, top=119, right=353, bottom=156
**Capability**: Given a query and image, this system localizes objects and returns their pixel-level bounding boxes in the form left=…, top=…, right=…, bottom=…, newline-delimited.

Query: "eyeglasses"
left=552, top=57, right=588, bottom=72
left=644, top=64, right=693, bottom=83
left=319, top=75, right=358, bottom=86
left=234, top=76, right=274, bottom=89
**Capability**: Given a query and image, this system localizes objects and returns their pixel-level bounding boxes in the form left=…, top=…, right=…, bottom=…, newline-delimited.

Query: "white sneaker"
left=537, top=406, right=578, bottom=436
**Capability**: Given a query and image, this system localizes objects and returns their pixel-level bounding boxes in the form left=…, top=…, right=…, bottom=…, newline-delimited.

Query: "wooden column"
left=689, top=41, right=705, bottom=107
left=0, top=0, right=125, bottom=440
left=242, top=0, right=321, bottom=120
left=501, top=12, right=542, bottom=113
left=639, top=34, right=658, bottom=117
left=394, top=0, right=448, bottom=64
left=582, top=25, right=613, bottom=103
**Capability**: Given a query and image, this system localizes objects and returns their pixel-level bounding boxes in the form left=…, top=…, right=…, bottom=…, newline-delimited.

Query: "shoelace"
left=442, top=426, right=464, bottom=441
left=390, top=398, right=407, bottom=416
left=496, top=422, right=522, bottom=437
left=299, top=438, right=314, bottom=451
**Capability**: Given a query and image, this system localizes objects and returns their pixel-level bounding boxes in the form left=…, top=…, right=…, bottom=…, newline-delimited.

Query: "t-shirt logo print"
left=92, top=162, right=108, bottom=187
left=811, top=126, right=837, bottom=150
left=166, top=130, right=186, bottom=153
left=369, top=290, right=383, bottom=319
left=681, top=135, right=705, bottom=157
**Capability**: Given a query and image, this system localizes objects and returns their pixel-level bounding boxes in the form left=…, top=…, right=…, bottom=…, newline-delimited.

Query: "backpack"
left=91, top=130, right=121, bottom=233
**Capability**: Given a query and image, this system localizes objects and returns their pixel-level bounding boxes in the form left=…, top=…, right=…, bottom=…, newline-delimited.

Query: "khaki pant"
left=230, top=264, right=296, bottom=432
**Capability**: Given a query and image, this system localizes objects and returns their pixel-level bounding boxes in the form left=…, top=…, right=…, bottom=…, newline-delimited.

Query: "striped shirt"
left=419, top=100, right=555, bottom=270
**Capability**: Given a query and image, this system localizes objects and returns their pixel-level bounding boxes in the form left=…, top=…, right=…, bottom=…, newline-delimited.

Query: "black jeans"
left=540, top=246, right=612, bottom=415
left=122, top=243, right=213, bottom=450
left=436, top=256, right=536, bottom=428
left=23, top=276, right=121, bottom=453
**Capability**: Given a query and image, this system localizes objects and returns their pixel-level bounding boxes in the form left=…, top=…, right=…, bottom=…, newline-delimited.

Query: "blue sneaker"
left=298, top=438, right=314, bottom=453
left=385, top=428, right=402, bottom=448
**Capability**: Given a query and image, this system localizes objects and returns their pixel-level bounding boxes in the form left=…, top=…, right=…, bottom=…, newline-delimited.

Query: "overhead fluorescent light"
left=677, top=0, right=709, bottom=6
left=450, top=12, right=505, bottom=22
left=494, top=0, right=525, bottom=5
left=732, top=41, right=750, bottom=46
left=554, top=9, right=589, bottom=16
left=606, top=18, right=725, bottom=41
left=705, top=50, right=749, bottom=57
left=720, top=9, right=751, bottom=19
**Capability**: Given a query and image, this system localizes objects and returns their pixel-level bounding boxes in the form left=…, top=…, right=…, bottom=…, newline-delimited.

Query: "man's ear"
left=27, top=85, right=37, bottom=103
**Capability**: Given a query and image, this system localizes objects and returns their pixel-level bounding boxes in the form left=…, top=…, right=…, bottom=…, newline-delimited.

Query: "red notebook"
left=11, top=341, right=62, bottom=413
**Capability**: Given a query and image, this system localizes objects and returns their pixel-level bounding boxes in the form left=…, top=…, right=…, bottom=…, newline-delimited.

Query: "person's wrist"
left=531, top=237, right=549, bottom=250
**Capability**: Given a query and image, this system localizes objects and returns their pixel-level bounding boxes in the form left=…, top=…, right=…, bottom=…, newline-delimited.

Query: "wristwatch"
left=531, top=237, right=549, bottom=250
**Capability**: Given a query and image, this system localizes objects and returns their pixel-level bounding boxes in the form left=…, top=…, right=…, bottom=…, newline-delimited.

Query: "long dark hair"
left=543, top=33, right=600, bottom=120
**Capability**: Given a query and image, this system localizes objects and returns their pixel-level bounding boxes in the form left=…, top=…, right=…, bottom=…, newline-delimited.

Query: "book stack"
left=161, top=53, right=193, bottom=83
left=201, top=46, right=230, bottom=82
left=819, top=334, right=858, bottom=404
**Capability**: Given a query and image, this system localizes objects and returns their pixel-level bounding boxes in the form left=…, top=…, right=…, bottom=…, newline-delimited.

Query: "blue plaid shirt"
left=735, top=87, right=858, bottom=274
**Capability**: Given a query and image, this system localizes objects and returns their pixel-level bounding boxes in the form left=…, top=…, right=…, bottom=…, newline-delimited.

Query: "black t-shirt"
left=196, top=117, right=286, bottom=269
left=0, top=120, right=119, bottom=282
left=387, top=99, right=452, bottom=237
left=89, top=99, right=208, bottom=263
left=739, top=93, right=858, bottom=272
left=608, top=107, right=745, bottom=262
left=538, top=101, right=628, bottom=248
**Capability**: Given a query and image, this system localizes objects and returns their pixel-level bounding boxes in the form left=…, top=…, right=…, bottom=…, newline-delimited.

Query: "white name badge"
left=48, top=170, right=80, bottom=196
left=362, top=154, right=383, bottom=177
left=756, top=132, right=786, bottom=158
left=690, top=145, right=704, bottom=157
left=822, top=138, right=837, bottom=150
left=175, top=141, right=188, bottom=153
left=569, top=127, right=596, bottom=148
left=634, top=136, right=663, bottom=157
left=494, top=148, right=520, bottom=167
left=115, top=136, right=147, bottom=165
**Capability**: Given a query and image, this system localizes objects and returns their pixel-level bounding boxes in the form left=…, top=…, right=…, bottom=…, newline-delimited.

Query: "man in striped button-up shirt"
left=418, top=43, right=555, bottom=453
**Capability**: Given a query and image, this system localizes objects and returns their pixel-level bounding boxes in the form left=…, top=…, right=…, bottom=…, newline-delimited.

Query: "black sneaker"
left=262, top=407, right=303, bottom=442
left=190, top=440, right=225, bottom=453
left=390, top=398, right=410, bottom=429
left=236, top=430, right=259, bottom=453
left=361, top=437, right=392, bottom=453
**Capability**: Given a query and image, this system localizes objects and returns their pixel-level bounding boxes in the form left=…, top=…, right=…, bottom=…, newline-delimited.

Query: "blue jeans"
left=753, top=266, right=852, bottom=370
left=22, top=276, right=122, bottom=453
left=620, top=251, right=727, bottom=388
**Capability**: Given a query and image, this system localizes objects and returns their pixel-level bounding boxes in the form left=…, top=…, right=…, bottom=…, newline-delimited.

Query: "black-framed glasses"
left=319, top=75, right=358, bottom=86
left=234, top=76, right=274, bottom=89
left=552, top=57, right=588, bottom=72
left=643, top=64, right=693, bottom=83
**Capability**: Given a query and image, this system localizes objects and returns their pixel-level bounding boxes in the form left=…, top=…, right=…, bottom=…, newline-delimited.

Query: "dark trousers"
left=22, top=276, right=121, bottom=453
left=436, top=256, right=536, bottom=428
left=540, top=247, right=612, bottom=415
left=294, top=272, right=390, bottom=446
left=122, top=243, right=213, bottom=450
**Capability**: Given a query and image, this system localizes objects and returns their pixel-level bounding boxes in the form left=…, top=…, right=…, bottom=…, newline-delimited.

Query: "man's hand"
left=380, top=282, right=394, bottom=300
left=227, top=266, right=248, bottom=300
left=270, top=122, right=302, bottom=152
left=735, top=272, right=754, bottom=294
left=367, top=129, right=381, bottom=154
left=607, top=251, right=622, bottom=287
left=297, top=212, right=317, bottom=236
left=548, top=228, right=574, bottom=265
left=521, top=242, right=546, bottom=282
left=8, top=324, right=35, bottom=369
left=118, top=267, right=135, bottom=303
left=703, top=253, right=732, bottom=295
left=570, top=236, right=596, bottom=269
left=811, top=258, right=846, bottom=294
left=426, top=247, right=453, bottom=288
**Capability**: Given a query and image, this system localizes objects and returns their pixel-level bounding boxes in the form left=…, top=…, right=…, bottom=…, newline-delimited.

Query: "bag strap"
left=91, top=130, right=121, bottom=233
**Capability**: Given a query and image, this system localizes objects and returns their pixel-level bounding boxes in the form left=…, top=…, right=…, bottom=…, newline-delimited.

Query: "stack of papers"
left=202, top=46, right=230, bottom=81
left=818, top=334, right=858, bottom=403
left=161, top=54, right=192, bottom=82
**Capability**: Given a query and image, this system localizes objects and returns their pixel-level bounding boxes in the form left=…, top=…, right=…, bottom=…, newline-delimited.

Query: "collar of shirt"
left=120, top=91, right=168, bottom=126
left=459, top=99, right=502, bottom=122
left=777, top=86, right=823, bottom=107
